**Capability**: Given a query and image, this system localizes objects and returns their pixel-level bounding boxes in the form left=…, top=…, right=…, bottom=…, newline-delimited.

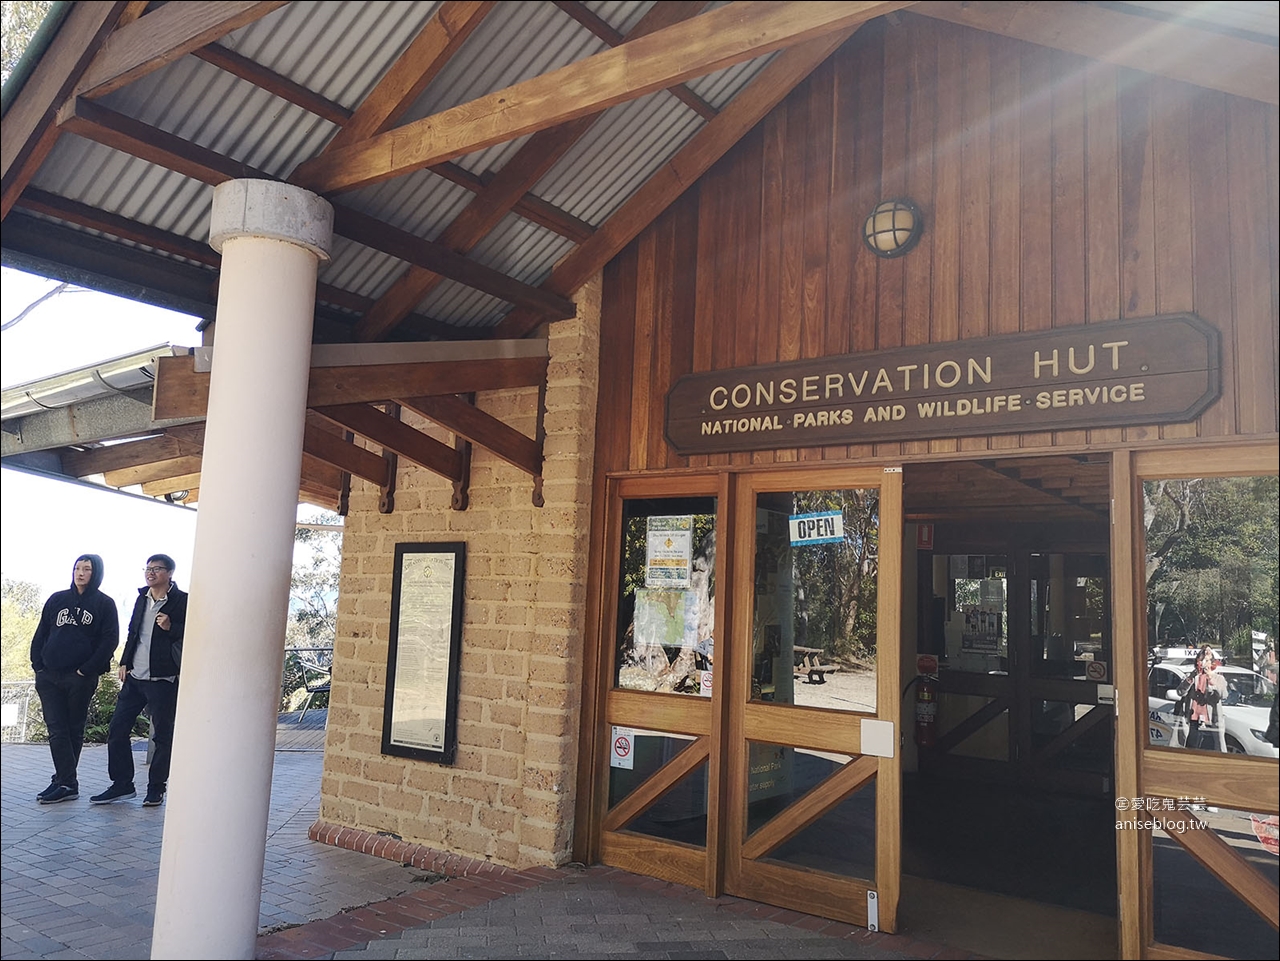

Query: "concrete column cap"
left=209, top=180, right=334, bottom=260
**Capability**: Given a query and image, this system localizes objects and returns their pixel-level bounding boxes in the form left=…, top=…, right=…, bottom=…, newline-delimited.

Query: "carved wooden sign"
left=665, top=314, right=1219, bottom=454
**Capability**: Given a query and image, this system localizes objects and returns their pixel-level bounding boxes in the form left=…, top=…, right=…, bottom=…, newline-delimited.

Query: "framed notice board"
left=381, top=542, right=466, bottom=764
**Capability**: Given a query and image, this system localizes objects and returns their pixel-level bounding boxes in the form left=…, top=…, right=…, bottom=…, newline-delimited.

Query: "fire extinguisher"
left=914, top=674, right=938, bottom=748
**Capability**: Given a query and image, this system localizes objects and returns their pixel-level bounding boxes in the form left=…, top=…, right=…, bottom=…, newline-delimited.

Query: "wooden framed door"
left=588, top=472, right=728, bottom=892
left=1113, top=444, right=1279, bottom=959
left=724, top=466, right=904, bottom=931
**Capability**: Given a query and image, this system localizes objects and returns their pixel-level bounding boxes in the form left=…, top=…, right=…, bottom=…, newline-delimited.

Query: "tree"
left=1144, top=476, right=1279, bottom=657
left=1, top=576, right=42, bottom=681
left=280, top=512, right=342, bottom=712
left=1, top=0, right=54, bottom=83
left=287, top=512, right=342, bottom=647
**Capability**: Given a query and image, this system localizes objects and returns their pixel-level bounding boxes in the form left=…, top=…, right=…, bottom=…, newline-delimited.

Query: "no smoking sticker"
left=610, top=726, right=635, bottom=770
left=1086, top=661, right=1108, bottom=682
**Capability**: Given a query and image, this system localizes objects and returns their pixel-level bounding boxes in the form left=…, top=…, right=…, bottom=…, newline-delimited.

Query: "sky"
left=2, top=267, right=338, bottom=622
left=2, top=267, right=204, bottom=612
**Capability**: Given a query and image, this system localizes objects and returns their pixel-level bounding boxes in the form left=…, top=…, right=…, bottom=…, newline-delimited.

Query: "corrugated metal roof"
left=534, top=89, right=705, bottom=227
left=16, top=1, right=1260, bottom=338
left=397, top=2, right=610, bottom=177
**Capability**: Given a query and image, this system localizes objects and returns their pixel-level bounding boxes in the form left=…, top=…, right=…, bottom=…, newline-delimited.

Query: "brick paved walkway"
left=2, top=725, right=978, bottom=961
left=256, top=866, right=971, bottom=961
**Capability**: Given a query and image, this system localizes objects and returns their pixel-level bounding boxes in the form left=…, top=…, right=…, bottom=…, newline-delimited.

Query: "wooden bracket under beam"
left=398, top=392, right=542, bottom=477
left=314, top=402, right=463, bottom=483
left=450, top=394, right=473, bottom=512
left=533, top=379, right=548, bottom=508
left=378, top=404, right=399, bottom=514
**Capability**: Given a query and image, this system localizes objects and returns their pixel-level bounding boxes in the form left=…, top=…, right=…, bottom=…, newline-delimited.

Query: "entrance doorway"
left=901, top=455, right=1119, bottom=958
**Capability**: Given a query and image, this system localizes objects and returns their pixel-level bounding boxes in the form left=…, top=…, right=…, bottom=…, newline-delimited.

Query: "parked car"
left=1147, top=660, right=1279, bottom=758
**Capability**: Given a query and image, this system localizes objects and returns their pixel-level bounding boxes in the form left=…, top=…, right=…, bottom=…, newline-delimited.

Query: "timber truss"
left=2, top=2, right=1274, bottom=507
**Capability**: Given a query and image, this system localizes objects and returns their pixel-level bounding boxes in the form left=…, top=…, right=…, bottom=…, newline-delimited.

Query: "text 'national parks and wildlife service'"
left=663, top=314, right=1219, bottom=455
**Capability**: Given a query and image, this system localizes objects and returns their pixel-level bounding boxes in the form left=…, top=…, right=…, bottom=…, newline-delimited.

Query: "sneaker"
left=90, top=783, right=137, bottom=804
left=142, top=787, right=165, bottom=807
left=36, top=778, right=60, bottom=802
left=38, top=785, right=79, bottom=804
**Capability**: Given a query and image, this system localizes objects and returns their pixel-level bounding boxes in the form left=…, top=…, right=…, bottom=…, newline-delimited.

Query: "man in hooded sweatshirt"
left=30, top=554, right=119, bottom=804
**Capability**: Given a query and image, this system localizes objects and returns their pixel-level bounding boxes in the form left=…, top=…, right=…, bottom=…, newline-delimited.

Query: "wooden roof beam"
left=105, top=455, right=203, bottom=489
left=74, top=1, right=288, bottom=100
left=1, top=1, right=131, bottom=221
left=15, top=188, right=469, bottom=339
left=291, top=0, right=914, bottom=194
left=62, top=425, right=206, bottom=477
left=324, top=0, right=495, bottom=153
left=152, top=352, right=548, bottom=420
left=54, top=99, right=575, bottom=321
left=492, top=26, right=858, bottom=338
left=353, top=115, right=598, bottom=341
left=353, top=0, right=714, bottom=343
left=191, top=41, right=352, bottom=127
left=314, top=404, right=464, bottom=482
left=399, top=393, right=541, bottom=477
left=552, top=1, right=718, bottom=120
left=16, top=188, right=220, bottom=267
left=912, top=1, right=1278, bottom=106
left=332, top=205, right=576, bottom=321
left=141, top=471, right=203, bottom=497
left=302, top=419, right=389, bottom=486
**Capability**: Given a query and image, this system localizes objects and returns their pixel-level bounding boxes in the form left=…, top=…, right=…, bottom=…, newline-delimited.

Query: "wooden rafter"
left=191, top=42, right=352, bottom=127
left=73, top=1, right=288, bottom=100
left=975, top=459, right=1108, bottom=516
left=1, top=1, right=131, bottom=220
left=314, top=403, right=463, bottom=482
left=332, top=205, right=576, bottom=322
left=354, top=116, right=599, bottom=341
left=104, top=455, right=202, bottom=488
left=141, top=471, right=202, bottom=497
left=492, top=27, right=859, bottom=338
left=62, top=425, right=205, bottom=477
left=353, top=0, right=714, bottom=343
left=55, top=100, right=575, bottom=322
left=152, top=353, right=548, bottom=420
left=17, top=188, right=219, bottom=267
left=913, top=1, right=1278, bottom=106
left=291, top=0, right=912, bottom=195
left=323, top=0, right=495, bottom=152
left=400, top=394, right=541, bottom=477
left=302, top=418, right=389, bottom=486
left=13, top=188, right=469, bottom=339
left=551, top=1, right=718, bottom=120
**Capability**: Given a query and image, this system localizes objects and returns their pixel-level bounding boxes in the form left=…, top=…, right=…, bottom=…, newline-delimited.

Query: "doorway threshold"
left=899, top=875, right=1117, bottom=960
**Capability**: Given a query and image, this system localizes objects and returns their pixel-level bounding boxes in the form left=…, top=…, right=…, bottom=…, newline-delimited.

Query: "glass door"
left=725, top=466, right=904, bottom=931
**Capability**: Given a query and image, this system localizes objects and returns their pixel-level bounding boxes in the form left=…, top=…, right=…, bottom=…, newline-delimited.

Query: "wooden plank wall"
left=596, top=15, right=1280, bottom=475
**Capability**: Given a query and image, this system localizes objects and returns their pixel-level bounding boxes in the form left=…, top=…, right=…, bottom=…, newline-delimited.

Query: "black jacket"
left=121, top=583, right=188, bottom=678
left=30, top=554, right=119, bottom=675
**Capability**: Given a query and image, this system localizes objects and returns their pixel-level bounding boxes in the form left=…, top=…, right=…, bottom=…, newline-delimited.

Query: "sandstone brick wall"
left=317, top=277, right=601, bottom=869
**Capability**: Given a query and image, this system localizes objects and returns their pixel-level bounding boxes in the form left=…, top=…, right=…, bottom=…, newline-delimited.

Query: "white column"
left=151, top=181, right=333, bottom=960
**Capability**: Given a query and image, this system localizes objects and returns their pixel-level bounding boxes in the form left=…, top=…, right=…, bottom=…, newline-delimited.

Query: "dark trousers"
left=34, top=669, right=99, bottom=789
left=107, top=675, right=178, bottom=790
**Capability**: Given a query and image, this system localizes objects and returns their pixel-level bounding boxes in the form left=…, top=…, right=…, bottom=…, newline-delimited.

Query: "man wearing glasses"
left=90, top=555, right=188, bottom=807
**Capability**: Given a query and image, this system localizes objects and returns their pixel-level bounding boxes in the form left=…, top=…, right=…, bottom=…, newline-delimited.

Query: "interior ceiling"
left=903, top=454, right=1112, bottom=523
left=0, top=1, right=1272, bottom=510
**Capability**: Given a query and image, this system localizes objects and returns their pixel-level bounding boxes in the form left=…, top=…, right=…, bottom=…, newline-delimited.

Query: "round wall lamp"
left=862, top=199, right=923, bottom=258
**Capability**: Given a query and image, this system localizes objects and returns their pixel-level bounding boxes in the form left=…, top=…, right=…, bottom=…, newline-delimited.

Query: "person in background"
left=90, top=554, right=187, bottom=808
left=30, top=554, right=119, bottom=804
left=1178, top=645, right=1229, bottom=753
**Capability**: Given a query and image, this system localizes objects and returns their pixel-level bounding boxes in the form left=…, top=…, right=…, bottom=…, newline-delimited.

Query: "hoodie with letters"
left=30, top=554, right=119, bottom=676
